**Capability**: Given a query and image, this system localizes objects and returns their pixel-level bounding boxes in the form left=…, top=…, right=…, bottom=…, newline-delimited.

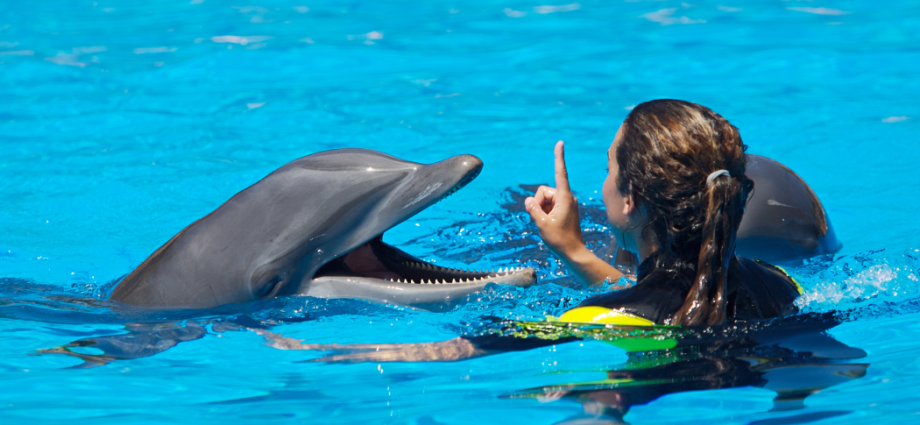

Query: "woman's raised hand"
left=524, top=141, right=625, bottom=286
left=524, top=141, right=588, bottom=259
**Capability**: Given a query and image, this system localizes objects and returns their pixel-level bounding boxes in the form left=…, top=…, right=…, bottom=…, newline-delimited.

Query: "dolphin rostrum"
left=110, top=149, right=536, bottom=311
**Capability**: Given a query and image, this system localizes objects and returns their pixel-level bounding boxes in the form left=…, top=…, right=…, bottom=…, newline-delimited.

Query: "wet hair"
left=616, top=99, right=753, bottom=326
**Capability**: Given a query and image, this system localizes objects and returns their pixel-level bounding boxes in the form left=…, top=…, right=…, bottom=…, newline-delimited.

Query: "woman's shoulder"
left=569, top=254, right=802, bottom=325
left=574, top=254, right=695, bottom=324
left=728, top=257, right=802, bottom=320
left=732, top=257, right=804, bottom=294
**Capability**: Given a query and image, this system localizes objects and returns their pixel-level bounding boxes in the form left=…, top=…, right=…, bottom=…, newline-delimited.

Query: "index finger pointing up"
left=554, top=140, right=572, bottom=195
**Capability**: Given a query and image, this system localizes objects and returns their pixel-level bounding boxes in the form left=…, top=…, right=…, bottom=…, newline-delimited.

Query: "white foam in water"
left=797, top=260, right=920, bottom=312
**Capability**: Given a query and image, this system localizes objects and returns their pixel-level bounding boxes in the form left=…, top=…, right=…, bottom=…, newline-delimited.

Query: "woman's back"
left=573, top=253, right=801, bottom=325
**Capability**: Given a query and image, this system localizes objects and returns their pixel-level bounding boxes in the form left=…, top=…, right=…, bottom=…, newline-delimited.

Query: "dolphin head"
left=110, top=149, right=536, bottom=310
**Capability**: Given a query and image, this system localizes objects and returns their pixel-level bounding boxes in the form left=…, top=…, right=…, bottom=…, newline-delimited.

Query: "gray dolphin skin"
left=110, top=149, right=536, bottom=311
left=736, top=154, right=842, bottom=264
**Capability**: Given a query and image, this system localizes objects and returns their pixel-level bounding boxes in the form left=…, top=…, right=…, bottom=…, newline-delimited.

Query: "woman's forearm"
left=556, top=245, right=625, bottom=286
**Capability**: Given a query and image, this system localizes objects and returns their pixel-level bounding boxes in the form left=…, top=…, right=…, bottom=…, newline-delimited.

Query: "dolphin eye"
left=255, top=276, right=281, bottom=298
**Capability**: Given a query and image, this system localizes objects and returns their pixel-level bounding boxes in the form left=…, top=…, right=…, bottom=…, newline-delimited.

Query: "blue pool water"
left=2, top=0, right=920, bottom=423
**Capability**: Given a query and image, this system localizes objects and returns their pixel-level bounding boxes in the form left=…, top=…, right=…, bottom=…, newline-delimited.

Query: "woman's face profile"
left=603, top=124, right=636, bottom=253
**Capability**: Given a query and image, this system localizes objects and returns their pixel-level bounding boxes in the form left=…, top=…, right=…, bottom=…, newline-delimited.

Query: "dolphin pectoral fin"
left=35, top=324, right=208, bottom=368
left=35, top=345, right=113, bottom=369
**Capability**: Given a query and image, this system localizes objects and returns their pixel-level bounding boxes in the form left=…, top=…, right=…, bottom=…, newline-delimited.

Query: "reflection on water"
left=505, top=315, right=868, bottom=424
left=36, top=322, right=209, bottom=368
left=33, top=302, right=869, bottom=425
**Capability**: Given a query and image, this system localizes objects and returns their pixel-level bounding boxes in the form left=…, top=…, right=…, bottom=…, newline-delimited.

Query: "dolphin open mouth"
left=306, top=153, right=535, bottom=291
left=295, top=152, right=536, bottom=311
left=313, top=235, right=531, bottom=285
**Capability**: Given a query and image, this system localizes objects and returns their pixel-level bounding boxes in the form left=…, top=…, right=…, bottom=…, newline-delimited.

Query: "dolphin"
left=735, top=154, right=842, bottom=264
left=110, top=149, right=536, bottom=311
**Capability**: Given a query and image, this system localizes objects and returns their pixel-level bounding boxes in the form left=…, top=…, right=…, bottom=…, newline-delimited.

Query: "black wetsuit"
left=577, top=251, right=800, bottom=324
left=470, top=251, right=801, bottom=352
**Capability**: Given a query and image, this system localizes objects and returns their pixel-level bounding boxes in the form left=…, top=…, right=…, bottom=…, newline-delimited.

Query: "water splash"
left=794, top=249, right=920, bottom=314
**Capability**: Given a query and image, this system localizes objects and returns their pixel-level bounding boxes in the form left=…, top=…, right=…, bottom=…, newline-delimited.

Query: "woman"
left=527, top=99, right=800, bottom=327
left=258, top=99, right=802, bottom=361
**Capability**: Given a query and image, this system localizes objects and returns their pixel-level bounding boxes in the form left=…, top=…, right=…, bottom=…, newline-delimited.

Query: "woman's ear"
left=623, top=192, right=639, bottom=217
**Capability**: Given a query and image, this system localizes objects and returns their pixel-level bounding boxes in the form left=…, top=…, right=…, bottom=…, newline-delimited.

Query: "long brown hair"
left=616, top=99, right=753, bottom=326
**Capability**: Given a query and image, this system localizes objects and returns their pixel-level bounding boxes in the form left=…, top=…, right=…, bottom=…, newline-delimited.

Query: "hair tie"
left=706, top=170, right=730, bottom=186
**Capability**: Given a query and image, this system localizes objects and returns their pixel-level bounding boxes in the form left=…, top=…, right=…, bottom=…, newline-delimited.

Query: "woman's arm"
left=253, top=330, right=575, bottom=363
left=524, top=141, right=625, bottom=285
